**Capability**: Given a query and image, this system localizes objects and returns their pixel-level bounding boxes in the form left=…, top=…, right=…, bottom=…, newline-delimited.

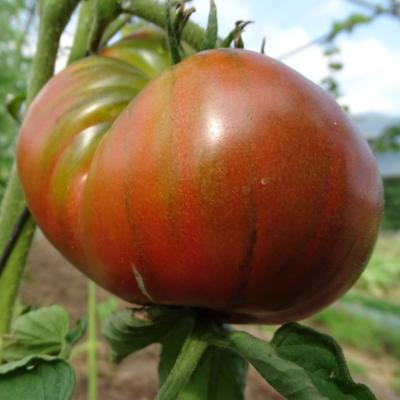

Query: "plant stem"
left=0, top=0, right=80, bottom=337
left=28, top=0, right=81, bottom=103
left=68, top=0, right=95, bottom=64
left=155, top=319, right=209, bottom=400
left=88, top=0, right=122, bottom=52
left=87, top=280, right=98, bottom=400
left=0, top=208, right=31, bottom=276
left=100, top=14, right=132, bottom=47
left=121, top=0, right=206, bottom=51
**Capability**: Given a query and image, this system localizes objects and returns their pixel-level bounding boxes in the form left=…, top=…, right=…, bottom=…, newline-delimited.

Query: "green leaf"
left=1, top=305, right=85, bottom=362
left=228, top=330, right=324, bottom=399
left=6, top=91, right=26, bottom=122
left=323, top=46, right=340, bottom=56
left=103, top=306, right=182, bottom=363
left=2, top=305, right=70, bottom=361
left=65, top=316, right=87, bottom=347
left=96, top=297, right=118, bottom=321
left=159, top=321, right=247, bottom=399
left=327, top=14, right=373, bottom=41
left=369, top=124, right=400, bottom=153
left=0, top=355, right=75, bottom=400
left=272, top=323, right=376, bottom=399
left=201, top=0, right=218, bottom=50
left=227, top=323, right=376, bottom=399
left=328, top=62, right=343, bottom=71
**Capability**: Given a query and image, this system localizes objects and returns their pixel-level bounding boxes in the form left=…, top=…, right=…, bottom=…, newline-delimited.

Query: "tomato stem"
left=0, top=208, right=31, bottom=276
left=99, top=14, right=133, bottom=48
left=88, top=0, right=122, bottom=53
left=165, top=0, right=183, bottom=64
left=68, top=0, right=96, bottom=64
left=120, top=0, right=207, bottom=51
left=87, top=280, right=98, bottom=400
left=155, top=317, right=209, bottom=400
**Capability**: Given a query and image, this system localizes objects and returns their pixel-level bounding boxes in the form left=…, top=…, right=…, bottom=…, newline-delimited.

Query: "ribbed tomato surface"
left=17, top=47, right=383, bottom=323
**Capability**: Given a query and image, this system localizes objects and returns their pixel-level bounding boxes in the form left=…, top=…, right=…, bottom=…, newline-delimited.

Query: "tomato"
left=17, top=47, right=383, bottom=324
left=100, top=25, right=193, bottom=78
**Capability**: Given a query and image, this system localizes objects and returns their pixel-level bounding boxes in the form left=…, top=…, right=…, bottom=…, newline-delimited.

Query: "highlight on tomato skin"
left=17, top=36, right=383, bottom=324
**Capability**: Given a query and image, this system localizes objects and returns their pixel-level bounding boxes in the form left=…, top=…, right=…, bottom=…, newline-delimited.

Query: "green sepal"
left=220, top=20, right=252, bottom=48
left=165, top=0, right=194, bottom=64
left=103, top=305, right=183, bottom=363
left=201, top=0, right=218, bottom=50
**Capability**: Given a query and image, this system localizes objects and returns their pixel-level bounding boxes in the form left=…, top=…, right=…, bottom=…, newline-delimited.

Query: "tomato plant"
left=1, top=0, right=384, bottom=399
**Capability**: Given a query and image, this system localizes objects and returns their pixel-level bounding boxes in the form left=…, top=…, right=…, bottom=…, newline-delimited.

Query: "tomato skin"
left=99, top=26, right=193, bottom=78
left=16, top=31, right=168, bottom=303
left=18, top=48, right=382, bottom=324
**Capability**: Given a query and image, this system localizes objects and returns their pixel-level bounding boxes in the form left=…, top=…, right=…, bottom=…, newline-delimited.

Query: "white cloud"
left=302, top=0, right=348, bottom=23
left=338, top=36, right=400, bottom=114
left=263, top=28, right=329, bottom=83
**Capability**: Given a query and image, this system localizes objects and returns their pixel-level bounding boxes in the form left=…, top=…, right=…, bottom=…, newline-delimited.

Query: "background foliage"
left=0, top=0, right=35, bottom=200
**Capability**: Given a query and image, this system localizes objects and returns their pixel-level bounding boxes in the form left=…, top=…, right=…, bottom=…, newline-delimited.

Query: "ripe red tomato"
left=17, top=47, right=383, bottom=324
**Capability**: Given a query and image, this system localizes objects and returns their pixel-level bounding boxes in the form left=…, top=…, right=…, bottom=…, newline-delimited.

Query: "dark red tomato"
left=17, top=48, right=383, bottom=324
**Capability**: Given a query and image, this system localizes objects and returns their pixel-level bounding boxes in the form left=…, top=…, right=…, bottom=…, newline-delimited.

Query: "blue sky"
left=188, top=0, right=400, bottom=116
left=57, top=0, right=399, bottom=116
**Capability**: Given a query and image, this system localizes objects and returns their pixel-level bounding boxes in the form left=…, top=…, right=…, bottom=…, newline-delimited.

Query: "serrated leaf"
left=103, top=306, right=182, bottom=363
left=227, top=323, right=376, bottom=400
left=0, top=356, right=75, bottom=400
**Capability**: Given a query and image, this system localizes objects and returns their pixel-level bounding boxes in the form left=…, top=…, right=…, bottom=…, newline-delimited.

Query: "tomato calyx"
left=165, top=0, right=195, bottom=64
